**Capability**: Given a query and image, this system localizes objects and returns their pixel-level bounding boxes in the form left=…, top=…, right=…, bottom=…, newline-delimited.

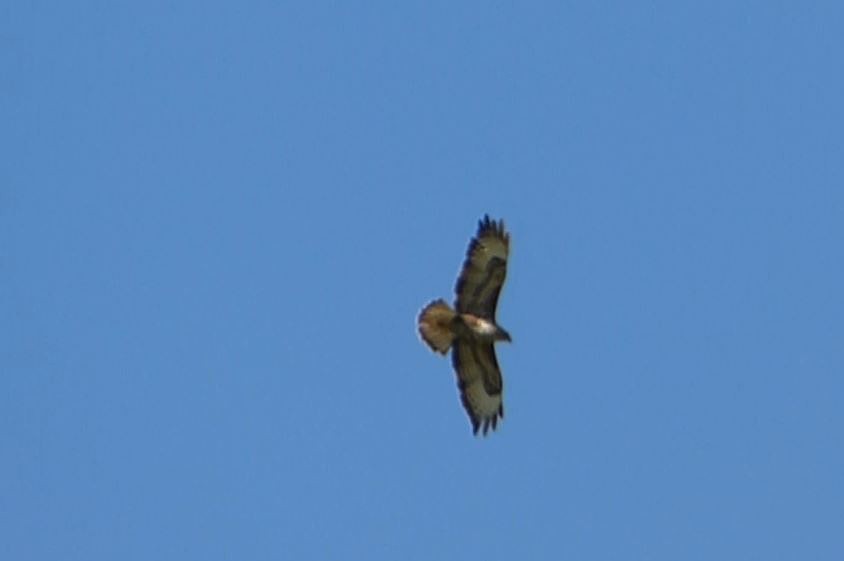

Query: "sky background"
left=3, top=2, right=843, bottom=560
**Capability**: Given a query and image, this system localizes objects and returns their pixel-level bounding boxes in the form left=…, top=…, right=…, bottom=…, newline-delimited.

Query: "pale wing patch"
left=476, top=233, right=508, bottom=262
left=461, top=380, right=503, bottom=435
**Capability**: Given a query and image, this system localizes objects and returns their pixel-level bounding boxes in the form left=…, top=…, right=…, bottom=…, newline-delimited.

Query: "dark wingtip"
left=468, top=413, right=504, bottom=437
left=477, top=214, right=507, bottom=240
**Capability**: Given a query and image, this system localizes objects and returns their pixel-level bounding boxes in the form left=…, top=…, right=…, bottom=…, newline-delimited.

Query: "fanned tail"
left=417, top=299, right=457, bottom=354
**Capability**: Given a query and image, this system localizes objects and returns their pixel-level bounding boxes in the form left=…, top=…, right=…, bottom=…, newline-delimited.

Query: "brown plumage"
left=417, top=215, right=511, bottom=436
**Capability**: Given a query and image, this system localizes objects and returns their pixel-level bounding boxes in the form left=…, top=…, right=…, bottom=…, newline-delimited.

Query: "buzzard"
left=417, top=215, right=512, bottom=435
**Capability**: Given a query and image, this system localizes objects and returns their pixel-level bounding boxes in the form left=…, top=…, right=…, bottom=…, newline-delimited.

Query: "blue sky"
left=3, top=2, right=843, bottom=559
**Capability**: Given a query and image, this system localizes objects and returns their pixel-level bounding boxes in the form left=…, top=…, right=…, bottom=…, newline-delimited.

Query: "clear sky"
left=3, top=2, right=843, bottom=560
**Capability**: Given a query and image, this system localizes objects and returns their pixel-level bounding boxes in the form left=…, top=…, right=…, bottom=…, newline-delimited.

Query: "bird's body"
left=454, top=313, right=509, bottom=341
left=417, top=215, right=512, bottom=436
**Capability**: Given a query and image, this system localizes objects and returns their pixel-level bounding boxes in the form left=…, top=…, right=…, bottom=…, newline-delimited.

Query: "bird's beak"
left=498, top=328, right=512, bottom=343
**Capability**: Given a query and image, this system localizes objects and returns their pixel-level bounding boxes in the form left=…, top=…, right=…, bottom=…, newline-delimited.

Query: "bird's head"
left=496, top=326, right=512, bottom=343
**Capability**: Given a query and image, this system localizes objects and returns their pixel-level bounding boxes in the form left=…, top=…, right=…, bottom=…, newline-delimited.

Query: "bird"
left=417, top=215, right=512, bottom=435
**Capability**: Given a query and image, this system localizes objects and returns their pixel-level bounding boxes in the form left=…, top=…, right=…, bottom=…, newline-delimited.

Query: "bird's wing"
left=454, top=215, right=509, bottom=320
left=452, top=339, right=504, bottom=435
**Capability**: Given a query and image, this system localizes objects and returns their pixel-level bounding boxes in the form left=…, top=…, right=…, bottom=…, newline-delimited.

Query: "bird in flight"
left=417, top=215, right=512, bottom=435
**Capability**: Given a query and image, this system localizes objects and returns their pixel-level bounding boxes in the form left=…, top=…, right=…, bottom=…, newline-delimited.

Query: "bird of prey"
left=417, top=215, right=511, bottom=435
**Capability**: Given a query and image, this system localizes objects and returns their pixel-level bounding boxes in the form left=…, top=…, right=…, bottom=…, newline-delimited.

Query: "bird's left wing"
left=454, top=215, right=509, bottom=320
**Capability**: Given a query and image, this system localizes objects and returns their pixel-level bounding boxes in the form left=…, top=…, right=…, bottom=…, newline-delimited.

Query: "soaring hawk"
left=417, top=215, right=511, bottom=435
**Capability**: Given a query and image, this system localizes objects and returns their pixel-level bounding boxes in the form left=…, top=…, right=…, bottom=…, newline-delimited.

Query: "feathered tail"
left=417, top=299, right=457, bottom=354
